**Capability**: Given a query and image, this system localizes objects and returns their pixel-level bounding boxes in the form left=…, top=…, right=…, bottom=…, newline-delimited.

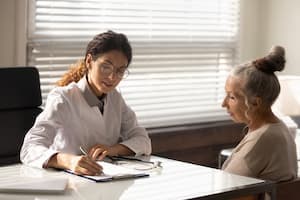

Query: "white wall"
left=240, top=0, right=300, bottom=75
left=0, top=0, right=300, bottom=75
left=239, top=0, right=261, bottom=63
left=0, top=0, right=16, bottom=67
left=259, top=0, right=300, bottom=75
left=0, top=0, right=27, bottom=67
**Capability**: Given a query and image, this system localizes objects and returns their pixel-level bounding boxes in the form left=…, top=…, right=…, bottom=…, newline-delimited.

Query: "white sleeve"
left=20, top=90, right=68, bottom=168
left=118, top=97, right=152, bottom=156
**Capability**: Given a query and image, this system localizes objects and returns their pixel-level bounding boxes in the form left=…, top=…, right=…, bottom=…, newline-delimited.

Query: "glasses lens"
left=100, top=63, right=129, bottom=79
left=101, top=64, right=113, bottom=76
left=121, top=69, right=129, bottom=79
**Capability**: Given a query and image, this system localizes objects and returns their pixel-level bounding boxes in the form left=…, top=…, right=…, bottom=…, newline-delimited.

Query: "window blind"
left=27, top=0, right=240, bottom=128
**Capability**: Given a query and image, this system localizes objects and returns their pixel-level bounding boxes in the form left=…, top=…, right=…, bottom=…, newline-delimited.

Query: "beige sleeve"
left=244, top=134, right=271, bottom=176
left=223, top=154, right=254, bottom=177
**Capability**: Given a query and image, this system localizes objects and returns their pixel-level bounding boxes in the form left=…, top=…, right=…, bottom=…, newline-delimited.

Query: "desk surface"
left=0, top=156, right=274, bottom=200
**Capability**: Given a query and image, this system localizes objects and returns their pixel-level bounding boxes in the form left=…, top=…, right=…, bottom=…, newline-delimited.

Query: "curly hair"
left=56, top=30, right=132, bottom=86
left=56, top=59, right=87, bottom=86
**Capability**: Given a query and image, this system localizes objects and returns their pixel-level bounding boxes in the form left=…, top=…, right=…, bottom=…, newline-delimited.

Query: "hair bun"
left=252, top=45, right=286, bottom=73
left=269, top=45, right=285, bottom=58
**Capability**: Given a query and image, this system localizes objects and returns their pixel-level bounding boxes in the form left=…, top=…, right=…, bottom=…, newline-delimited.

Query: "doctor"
left=20, top=30, right=152, bottom=175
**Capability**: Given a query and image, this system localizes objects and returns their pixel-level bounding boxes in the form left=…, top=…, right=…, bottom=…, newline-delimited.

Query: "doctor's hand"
left=88, top=144, right=110, bottom=161
left=89, top=144, right=135, bottom=160
left=69, top=155, right=103, bottom=175
left=46, top=153, right=103, bottom=176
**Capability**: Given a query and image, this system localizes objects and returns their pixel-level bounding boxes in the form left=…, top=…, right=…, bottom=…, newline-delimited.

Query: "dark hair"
left=231, top=46, right=286, bottom=106
left=57, top=30, right=132, bottom=86
left=85, top=30, right=132, bottom=64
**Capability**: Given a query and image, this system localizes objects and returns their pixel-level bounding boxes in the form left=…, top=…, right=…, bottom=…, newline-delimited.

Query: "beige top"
left=222, top=120, right=297, bottom=182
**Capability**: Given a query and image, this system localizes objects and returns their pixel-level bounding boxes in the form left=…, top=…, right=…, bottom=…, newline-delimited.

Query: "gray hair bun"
left=252, top=45, right=286, bottom=73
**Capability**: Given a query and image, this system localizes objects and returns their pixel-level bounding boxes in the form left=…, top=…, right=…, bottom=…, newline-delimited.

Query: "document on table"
left=0, top=177, right=68, bottom=194
left=65, top=161, right=149, bottom=182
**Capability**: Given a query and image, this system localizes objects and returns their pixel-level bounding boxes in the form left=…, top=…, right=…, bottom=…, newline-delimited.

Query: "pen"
left=79, top=146, right=88, bottom=156
left=79, top=146, right=104, bottom=175
left=80, top=146, right=161, bottom=168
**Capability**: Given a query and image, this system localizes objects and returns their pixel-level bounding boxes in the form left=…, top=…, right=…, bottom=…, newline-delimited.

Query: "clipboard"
left=65, top=161, right=149, bottom=182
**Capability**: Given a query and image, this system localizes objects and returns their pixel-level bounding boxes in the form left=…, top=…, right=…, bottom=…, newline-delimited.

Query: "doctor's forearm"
left=110, top=144, right=134, bottom=156
left=45, top=153, right=73, bottom=170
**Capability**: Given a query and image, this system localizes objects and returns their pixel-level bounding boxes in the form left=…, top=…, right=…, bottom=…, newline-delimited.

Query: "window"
left=27, top=0, right=240, bottom=128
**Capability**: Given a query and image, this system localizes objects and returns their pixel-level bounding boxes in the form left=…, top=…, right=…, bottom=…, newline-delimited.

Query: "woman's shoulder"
left=266, top=120, right=289, bottom=135
left=50, top=82, right=78, bottom=93
left=259, top=121, right=291, bottom=144
left=46, top=82, right=82, bottom=106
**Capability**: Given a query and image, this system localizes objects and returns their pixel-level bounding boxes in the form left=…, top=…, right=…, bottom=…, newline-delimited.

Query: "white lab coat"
left=20, top=78, right=152, bottom=168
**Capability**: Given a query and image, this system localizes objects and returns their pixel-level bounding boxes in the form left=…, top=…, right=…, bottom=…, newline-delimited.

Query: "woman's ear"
left=85, top=54, right=93, bottom=70
left=252, top=97, right=262, bottom=107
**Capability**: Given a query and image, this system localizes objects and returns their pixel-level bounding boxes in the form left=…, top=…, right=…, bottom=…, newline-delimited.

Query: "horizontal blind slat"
left=28, top=0, right=240, bottom=127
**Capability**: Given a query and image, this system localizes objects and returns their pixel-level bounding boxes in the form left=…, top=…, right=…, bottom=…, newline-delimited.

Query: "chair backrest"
left=0, top=67, right=42, bottom=166
left=276, top=178, right=300, bottom=200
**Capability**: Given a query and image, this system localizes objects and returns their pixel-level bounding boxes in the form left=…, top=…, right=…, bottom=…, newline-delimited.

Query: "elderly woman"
left=221, top=46, right=297, bottom=182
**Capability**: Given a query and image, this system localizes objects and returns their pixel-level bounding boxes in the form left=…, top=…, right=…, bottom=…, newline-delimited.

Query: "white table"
left=0, top=156, right=275, bottom=200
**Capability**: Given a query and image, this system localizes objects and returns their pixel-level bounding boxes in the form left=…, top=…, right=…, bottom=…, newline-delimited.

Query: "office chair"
left=218, top=148, right=233, bottom=169
left=0, top=67, right=42, bottom=166
left=276, top=178, right=300, bottom=200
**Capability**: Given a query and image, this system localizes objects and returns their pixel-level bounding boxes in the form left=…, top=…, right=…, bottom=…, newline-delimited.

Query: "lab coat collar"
left=77, top=76, right=105, bottom=107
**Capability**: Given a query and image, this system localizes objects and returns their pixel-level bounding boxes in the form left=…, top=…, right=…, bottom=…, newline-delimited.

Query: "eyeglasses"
left=99, top=63, right=129, bottom=79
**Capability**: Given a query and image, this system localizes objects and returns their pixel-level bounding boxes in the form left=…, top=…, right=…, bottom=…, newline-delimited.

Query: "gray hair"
left=231, top=46, right=286, bottom=107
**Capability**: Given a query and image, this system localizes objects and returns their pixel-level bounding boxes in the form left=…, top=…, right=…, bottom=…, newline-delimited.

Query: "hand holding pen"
left=80, top=146, right=162, bottom=170
left=69, top=146, right=103, bottom=176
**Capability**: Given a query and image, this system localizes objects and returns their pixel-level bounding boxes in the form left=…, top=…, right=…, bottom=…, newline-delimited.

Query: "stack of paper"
left=0, top=177, right=68, bottom=194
